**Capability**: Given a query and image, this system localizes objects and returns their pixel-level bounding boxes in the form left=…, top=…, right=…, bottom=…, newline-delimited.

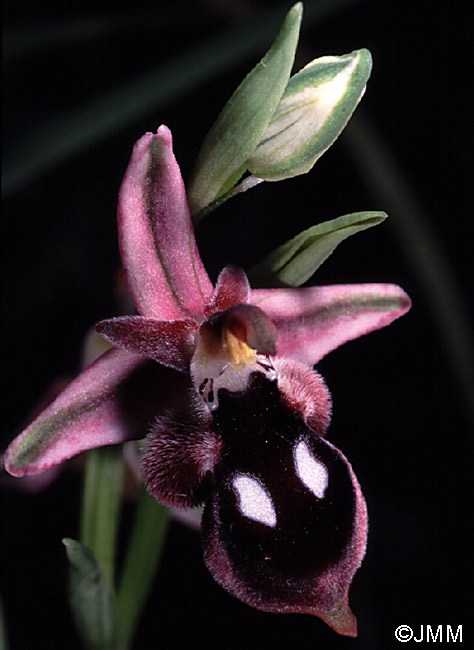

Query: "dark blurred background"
left=2, top=1, right=473, bottom=649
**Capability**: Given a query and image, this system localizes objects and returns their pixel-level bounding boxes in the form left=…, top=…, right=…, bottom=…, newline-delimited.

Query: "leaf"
left=249, top=211, right=386, bottom=287
left=188, top=3, right=302, bottom=218
left=247, top=49, right=372, bottom=180
left=63, top=538, right=116, bottom=650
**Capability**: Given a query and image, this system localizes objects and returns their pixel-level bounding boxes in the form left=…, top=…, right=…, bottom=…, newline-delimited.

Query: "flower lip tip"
left=317, top=600, right=358, bottom=637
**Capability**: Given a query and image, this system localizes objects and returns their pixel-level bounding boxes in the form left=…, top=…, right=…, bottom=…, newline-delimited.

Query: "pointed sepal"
left=4, top=349, right=188, bottom=476
left=251, top=283, right=411, bottom=365
left=118, top=126, right=213, bottom=320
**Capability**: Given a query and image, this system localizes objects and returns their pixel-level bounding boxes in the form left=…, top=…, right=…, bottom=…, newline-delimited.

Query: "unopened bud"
left=247, top=49, right=372, bottom=180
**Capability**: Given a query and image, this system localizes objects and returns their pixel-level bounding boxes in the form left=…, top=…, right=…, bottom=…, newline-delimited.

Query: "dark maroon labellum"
left=202, top=373, right=366, bottom=635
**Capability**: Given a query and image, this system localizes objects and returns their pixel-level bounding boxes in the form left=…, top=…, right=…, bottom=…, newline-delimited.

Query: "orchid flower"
left=4, top=125, right=410, bottom=637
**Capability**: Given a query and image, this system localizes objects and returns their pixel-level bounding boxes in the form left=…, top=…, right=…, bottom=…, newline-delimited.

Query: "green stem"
left=115, top=488, right=170, bottom=650
left=80, top=446, right=124, bottom=589
left=193, top=174, right=264, bottom=224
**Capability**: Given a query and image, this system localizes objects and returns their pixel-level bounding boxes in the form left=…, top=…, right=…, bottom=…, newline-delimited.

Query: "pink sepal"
left=118, top=125, right=213, bottom=321
left=4, top=348, right=187, bottom=476
left=1, top=458, right=62, bottom=492
left=251, top=283, right=411, bottom=365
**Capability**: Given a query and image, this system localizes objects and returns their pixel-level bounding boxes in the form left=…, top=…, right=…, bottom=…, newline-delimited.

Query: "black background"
left=2, top=1, right=472, bottom=649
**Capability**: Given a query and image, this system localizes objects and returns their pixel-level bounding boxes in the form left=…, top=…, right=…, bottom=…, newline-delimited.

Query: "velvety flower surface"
left=4, top=125, right=410, bottom=636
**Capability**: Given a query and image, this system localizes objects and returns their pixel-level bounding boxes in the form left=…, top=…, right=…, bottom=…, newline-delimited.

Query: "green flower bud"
left=247, top=48, right=372, bottom=180
left=188, top=3, right=302, bottom=217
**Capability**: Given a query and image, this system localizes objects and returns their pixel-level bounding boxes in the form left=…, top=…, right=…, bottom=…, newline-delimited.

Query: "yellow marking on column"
left=225, top=330, right=257, bottom=370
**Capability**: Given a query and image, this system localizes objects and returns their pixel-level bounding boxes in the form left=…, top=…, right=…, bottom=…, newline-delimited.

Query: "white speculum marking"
left=294, top=439, right=328, bottom=499
left=192, top=353, right=277, bottom=411
left=233, top=474, right=277, bottom=527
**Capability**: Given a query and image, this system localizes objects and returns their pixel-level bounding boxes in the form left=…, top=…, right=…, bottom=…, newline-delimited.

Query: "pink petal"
left=205, top=265, right=250, bottom=316
left=4, top=348, right=188, bottom=477
left=96, top=317, right=196, bottom=371
left=118, top=125, right=213, bottom=321
left=250, top=283, right=411, bottom=365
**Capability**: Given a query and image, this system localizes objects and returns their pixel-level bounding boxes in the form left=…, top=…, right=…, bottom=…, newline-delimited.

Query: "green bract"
left=247, top=49, right=372, bottom=180
left=188, top=3, right=302, bottom=218
left=63, top=538, right=116, bottom=650
left=249, top=211, right=386, bottom=288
